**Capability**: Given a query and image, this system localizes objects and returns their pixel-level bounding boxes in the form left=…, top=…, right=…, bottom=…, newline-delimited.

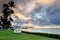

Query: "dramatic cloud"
left=0, top=0, right=60, bottom=28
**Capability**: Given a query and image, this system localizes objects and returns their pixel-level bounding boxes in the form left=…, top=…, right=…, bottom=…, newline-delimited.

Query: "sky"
left=0, top=0, right=60, bottom=28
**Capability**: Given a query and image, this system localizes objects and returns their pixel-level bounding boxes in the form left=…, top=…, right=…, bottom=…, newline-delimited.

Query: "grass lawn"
left=0, top=30, right=59, bottom=40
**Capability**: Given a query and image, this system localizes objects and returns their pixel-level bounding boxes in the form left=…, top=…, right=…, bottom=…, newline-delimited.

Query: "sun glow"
left=18, top=4, right=24, bottom=11
left=26, top=22, right=32, bottom=27
left=14, top=13, right=31, bottom=20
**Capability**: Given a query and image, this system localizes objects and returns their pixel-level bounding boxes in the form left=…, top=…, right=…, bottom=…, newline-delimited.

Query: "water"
left=29, top=28, right=60, bottom=34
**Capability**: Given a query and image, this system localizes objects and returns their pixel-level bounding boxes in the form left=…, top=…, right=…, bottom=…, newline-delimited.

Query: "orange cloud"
left=23, top=0, right=55, bottom=13
left=34, top=25, right=60, bottom=28
left=23, top=21, right=34, bottom=28
left=17, top=4, right=24, bottom=11
left=14, top=13, right=31, bottom=20
left=36, top=0, right=55, bottom=5
left=26, top=22, right=32, bottom=27
left=23, top=22, right=60, bottom=28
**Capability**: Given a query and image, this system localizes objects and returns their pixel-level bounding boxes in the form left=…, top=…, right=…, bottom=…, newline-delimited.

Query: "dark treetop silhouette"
left=0, top=1, right=15, bottom=30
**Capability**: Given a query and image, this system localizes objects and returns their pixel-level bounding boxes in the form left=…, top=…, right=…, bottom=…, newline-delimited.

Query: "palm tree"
left=8, top=1, right=15, bottom=8
left=1, top=1, right=15, bottom=29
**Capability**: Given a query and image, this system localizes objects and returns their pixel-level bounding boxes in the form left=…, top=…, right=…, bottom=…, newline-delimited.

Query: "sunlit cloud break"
left=0, top=0, right=60, bottom=28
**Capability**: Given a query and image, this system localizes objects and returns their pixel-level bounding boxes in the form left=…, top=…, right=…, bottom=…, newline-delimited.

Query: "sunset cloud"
left=0, top=0, right=60, bottom=28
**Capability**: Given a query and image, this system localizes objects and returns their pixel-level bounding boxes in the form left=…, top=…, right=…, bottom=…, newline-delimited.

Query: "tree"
left=0, top=1, right=15, bottom=29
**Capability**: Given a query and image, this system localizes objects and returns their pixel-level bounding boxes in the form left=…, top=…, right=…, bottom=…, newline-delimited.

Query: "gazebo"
left=11, top=22, right=21, bottom=33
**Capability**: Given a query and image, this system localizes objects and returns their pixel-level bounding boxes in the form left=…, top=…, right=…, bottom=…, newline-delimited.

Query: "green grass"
left=0, top=30, right=59, bottom=40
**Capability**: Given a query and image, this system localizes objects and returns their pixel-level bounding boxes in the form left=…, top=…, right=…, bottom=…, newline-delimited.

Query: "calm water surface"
left=30, top=28, right=60, bottom=34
